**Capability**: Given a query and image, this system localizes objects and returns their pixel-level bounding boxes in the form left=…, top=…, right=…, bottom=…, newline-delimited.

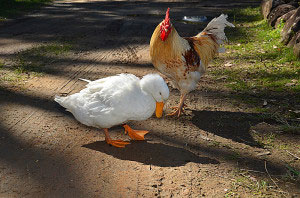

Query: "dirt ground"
left=0, top=0, right=299, bottom=197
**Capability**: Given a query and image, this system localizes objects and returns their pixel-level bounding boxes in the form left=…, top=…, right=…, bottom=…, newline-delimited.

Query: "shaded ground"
left=0, top=0, right=299, bottom=197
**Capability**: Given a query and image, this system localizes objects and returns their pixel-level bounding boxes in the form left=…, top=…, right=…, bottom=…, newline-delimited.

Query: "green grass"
left=14, top=43, right=72, bottom=74
left=0, top=0, right=53, bottom=19
left=0, top=43, right=72, bottom=85
left=225, top=170, right=274, bottom=197
left=211, top=7, right=300, bottom=97
left=14, top=43, right=72, bottom=73
left=251, top=131, right=276, bottom=149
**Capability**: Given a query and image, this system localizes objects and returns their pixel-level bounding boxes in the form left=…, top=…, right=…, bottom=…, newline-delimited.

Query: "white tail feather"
left=198, top=14, right=235, bottom=45
left=78, top=78, right=91, bottom=83
left=54, top=95, right=66, bottom=106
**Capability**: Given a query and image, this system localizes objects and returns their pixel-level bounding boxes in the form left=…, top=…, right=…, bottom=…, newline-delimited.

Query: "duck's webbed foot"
left=105, top=138, right=130, bottom=148
left=123, top=124, right=149, bottom=140
left=104, top=128, right=130, bottom=148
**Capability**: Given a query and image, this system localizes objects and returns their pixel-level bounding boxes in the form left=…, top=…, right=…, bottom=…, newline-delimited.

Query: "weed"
left=0, top=60, right=4, bottom=68
left=226, top=169, right=277, bottom=197
left=225, top=151, right=241, bottom=161
left=209, top=140, right=221, bottom=148
left=285, top=165, right=300, bottom=181
left=280, top=124, right=300, bottom=135
left=252, top=132, right=276, bottom=149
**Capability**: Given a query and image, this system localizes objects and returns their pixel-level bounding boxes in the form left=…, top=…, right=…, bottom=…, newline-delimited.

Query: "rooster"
left=150, top=8, right=234, bottom=117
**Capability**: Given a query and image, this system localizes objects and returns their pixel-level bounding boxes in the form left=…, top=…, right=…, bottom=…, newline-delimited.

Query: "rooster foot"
left=167, top=107, right=184, bottom=117
left=170, top=103, right=187, bottom=110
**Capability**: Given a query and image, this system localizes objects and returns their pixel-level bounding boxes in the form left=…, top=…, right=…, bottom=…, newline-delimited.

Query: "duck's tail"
left=54, top=95, right=69, bottom=109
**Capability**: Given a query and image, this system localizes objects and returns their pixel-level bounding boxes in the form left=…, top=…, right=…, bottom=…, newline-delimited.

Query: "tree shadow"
left=0, top=122, right=88, bottom=197
left=83, top=141, right=219, bottom=167
left=191, top=110, right=278, bottom=146
left=0, top=0, right=261, bottom=52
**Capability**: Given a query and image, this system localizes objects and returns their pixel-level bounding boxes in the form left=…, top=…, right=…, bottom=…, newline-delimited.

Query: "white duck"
left=55, top=73, right=169, bottom=148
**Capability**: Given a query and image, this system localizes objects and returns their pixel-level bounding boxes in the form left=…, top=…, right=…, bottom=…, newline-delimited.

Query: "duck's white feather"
left=55, top=73, right=168, bottom=129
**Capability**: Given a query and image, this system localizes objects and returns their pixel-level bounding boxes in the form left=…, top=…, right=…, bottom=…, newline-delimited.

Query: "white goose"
left=55, top=73, right=169, bottom=148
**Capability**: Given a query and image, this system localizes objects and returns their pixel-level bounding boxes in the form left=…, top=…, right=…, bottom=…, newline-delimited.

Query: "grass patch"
left=285, top=165, right=300, bottom=182
left=14, top=43, right=72, bottom=74
left=0, top=43, right=72, bottom=84
left=252, top=131, right=276, bottom=149
left=226, top=170, right=275, bottom=197
left=281, top=124, right=300, bottom=135
left=211, top=7, right=300, bottom=97
left=0, top=0, right=53, bottom=19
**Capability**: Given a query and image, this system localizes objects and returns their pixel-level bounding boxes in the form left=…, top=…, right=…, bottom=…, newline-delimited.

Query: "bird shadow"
left=191, top=110, right=278, bottom=147
left=82, top=141, right=219, bottom=167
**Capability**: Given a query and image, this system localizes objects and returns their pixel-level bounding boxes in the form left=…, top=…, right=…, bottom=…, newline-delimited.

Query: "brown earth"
left=0, top=0, right=299, bottom=197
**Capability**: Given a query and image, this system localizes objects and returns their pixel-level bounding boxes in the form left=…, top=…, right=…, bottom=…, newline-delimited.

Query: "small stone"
left=183, top=188, right=190, bottom=195
left=263, top=100, right=268, bottom=106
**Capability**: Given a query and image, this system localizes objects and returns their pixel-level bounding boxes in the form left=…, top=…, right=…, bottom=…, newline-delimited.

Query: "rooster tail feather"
left=198, top=14, right=234, bottom=45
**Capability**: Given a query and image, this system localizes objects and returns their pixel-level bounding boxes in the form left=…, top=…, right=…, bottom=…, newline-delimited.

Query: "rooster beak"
left=155, top=102, right=164, bottom=118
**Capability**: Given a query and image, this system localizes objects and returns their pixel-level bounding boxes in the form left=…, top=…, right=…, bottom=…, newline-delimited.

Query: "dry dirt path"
left=1, top=0, right=299, bottom=197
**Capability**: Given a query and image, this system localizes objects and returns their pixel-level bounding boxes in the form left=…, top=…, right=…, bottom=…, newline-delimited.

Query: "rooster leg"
left=170, top=103, right=187, bottom=110
left=123, top=124, right=149, bottom=140
left=167, top=94, right=187, bottom=117
left=104, top=128, right=130, bottom=148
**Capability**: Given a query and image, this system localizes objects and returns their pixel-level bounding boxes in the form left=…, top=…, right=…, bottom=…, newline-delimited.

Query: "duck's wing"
left=86, top=74, right=142, bottom=114
left=87, top=74, right=154, bottom=123
left=83, top=74, right=146, bottom=126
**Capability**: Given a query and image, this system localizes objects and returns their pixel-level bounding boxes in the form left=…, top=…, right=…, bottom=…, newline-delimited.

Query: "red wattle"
left=161, top=31, right=166, bottom=41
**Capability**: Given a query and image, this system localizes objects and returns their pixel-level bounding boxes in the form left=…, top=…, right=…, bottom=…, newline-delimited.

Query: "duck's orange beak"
left=155, top=102, right=164, bottom=118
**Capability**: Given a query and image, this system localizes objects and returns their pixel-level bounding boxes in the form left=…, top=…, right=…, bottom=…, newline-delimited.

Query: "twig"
left=285, top=150, right=300, bottom=160
left=240, top=168, right=265, bottom=174
left=264, top=161, right=288, bottom=197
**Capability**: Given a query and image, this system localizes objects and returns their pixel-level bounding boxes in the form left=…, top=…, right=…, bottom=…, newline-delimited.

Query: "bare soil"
left=0, top=0, right=299, bottom=197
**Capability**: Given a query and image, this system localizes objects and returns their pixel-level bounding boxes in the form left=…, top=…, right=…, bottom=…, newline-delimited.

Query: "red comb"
left=165, top=8, right=170, bottom=22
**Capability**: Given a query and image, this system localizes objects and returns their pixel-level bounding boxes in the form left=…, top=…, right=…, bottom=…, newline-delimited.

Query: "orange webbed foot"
left=105, top=139, right=130, bottom=148
left=123, top=124, right=149, bottom=140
